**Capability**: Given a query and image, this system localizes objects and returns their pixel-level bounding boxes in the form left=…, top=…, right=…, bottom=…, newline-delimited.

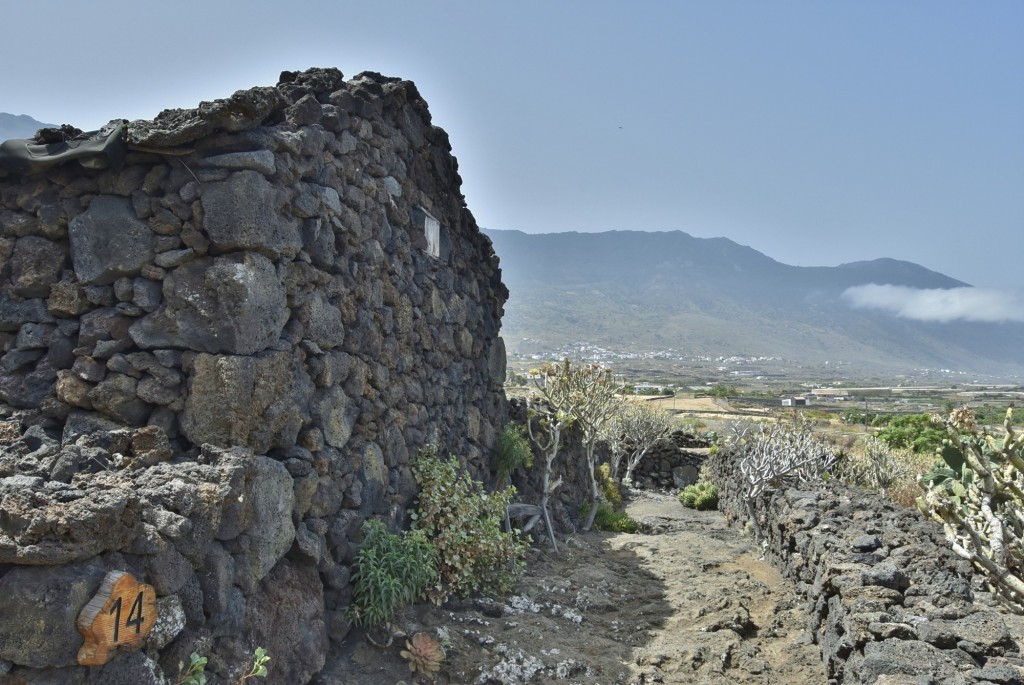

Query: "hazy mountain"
left=486, top=229, right=1024, bottom=377
left=0, top=113, right=55, bottom=142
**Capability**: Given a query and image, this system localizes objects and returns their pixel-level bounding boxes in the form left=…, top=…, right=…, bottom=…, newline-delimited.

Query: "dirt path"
left=317, top=491, right=826, bottom=684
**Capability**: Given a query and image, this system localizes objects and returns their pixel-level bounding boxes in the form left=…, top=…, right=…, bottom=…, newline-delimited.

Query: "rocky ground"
left=315, top=491, right=827, bottom=684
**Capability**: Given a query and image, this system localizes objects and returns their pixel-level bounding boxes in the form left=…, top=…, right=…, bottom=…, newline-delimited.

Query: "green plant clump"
left=678, top=481, right=719, bottom=510
left=176, top=653, right=208, bottom=685
left=347, top=519, right=438, bottom=628
left=581, top=501, right=640, bottom=533
left=176, top=648, right=270, bottom=685
left=411, top=447, right=527, bottom=602
left=708, top=384, right=738, bottom=398
left=578, top=463, right=638, bottom=532
left=495, top=422, right=534, bottom=487
left=596, top=462, right=622, bottom=509
left=876, top=413, right=947, bottom=454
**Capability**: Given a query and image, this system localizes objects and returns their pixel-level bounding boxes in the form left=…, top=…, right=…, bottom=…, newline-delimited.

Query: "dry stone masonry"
left=626, top=431, right=708, bottom=491
left=707, top=449, right=1024, bottom=685
left=0, top=67, right=507, bottom=684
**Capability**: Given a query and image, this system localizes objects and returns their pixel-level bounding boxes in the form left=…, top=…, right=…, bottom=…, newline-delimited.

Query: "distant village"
left=506, top=338, right=1024, bottom=411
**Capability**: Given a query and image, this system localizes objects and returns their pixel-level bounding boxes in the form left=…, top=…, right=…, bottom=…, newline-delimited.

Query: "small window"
left=424, top=213, right=440, bottom=258
left=411, top=205, right=447, bottom=260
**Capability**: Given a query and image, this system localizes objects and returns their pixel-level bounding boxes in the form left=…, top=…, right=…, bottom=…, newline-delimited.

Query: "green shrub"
left=347, top=519, right=438, bottom=628
left=876, top=413, right=947, bottom=453
left=708, top=384, right=737, bottom=398
left=576, top=464, right=638, bottom=532
left=495, top=422, right=533, bottom=487
left=678, top=481, right=719, bottom=510
left=410, top=447, right=527, bottom=602
left=580, top=501, right=640, bottom=533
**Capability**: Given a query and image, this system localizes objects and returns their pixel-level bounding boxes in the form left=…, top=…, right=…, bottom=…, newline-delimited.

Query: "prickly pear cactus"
left=918, top=407, right=1024, bottom=613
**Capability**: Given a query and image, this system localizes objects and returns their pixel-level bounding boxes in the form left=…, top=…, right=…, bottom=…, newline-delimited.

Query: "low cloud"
left=842, top=284, right=1024, bottom=323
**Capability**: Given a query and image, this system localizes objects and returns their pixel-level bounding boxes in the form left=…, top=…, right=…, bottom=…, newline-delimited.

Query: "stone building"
left=0, top=67, right=507, bottom=684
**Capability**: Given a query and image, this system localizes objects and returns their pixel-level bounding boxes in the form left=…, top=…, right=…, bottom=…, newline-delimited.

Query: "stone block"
left=11, top=236, right=64, bottom=298
left=200, top=170, right=301, bottom=258
left=129, top=252, right=288, bottom=355
left=180, top=351, right=311, bottom=453
left=0, top=560, right=108, bottom=668
left=68, top=196, right=154, bottom=285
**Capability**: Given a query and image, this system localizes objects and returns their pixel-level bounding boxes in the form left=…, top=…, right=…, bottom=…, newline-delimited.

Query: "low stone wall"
left=706, top=448, right=1024, bottom=684
left=627, top=431, right=709, bottom=490
left=0, top=68, right=507, bottom=684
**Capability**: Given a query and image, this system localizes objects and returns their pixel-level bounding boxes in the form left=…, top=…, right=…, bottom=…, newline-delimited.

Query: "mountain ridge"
left=0, top=113, right=56, bottom=142
left=485, top=229, right=1022, bottom=377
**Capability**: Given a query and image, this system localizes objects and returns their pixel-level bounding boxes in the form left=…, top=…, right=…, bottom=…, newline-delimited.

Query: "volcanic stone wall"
left=627, top=431, right=709, bottom=490
left=0, top=68, right=507, bottom=684
left=707, top=449, right=1024, bottom=684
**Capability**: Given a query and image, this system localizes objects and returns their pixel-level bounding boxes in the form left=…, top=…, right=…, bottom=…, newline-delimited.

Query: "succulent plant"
left=918, top=407, right=1024, bottom=613
left=400, top=632, right=444, bottom=677
left=730, top=419, right=839, bottom=540
left=678, top=481, right=718, bottom=510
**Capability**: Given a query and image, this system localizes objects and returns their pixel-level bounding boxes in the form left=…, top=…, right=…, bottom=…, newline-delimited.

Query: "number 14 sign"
left=77, top=570, right=158, bottom=666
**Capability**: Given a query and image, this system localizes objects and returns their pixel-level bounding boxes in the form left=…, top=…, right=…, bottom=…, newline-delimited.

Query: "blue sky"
left=3, top=1, right=1022, bottom=296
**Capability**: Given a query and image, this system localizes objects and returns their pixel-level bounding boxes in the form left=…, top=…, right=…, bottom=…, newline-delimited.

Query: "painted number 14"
left=109, top=590, right=146, bottom=643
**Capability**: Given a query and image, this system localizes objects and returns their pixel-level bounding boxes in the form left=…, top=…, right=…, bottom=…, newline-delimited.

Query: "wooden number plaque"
left=76, top=570, right=158, bottom=666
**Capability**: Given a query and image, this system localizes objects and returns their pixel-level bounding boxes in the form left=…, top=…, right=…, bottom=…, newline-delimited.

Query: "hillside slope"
left=486, top=229, right=1024, bottom=376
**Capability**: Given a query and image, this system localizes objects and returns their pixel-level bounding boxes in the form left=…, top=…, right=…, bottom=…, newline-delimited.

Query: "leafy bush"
left=678, top=481, right=719, bottom=510
left=678, top=413, right=707, bottom=435
left=347, top=519, right=438, bottom=628
left=972, top=403, right=1012, bottom=426
left=411, top=447, right=527, bottom=601
left=876, top=413, right=947, bottom=453
left=918, top=407, right=1024, bottom=613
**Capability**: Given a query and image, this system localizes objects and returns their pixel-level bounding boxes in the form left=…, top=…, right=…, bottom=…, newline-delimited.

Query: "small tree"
left=551, top=360, right=623, bottom=532
left=603, top=402, right=674, bottom=484
left=524, top=372, right=574, bottom=553
left=530, top=360, right=624, bottom=534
